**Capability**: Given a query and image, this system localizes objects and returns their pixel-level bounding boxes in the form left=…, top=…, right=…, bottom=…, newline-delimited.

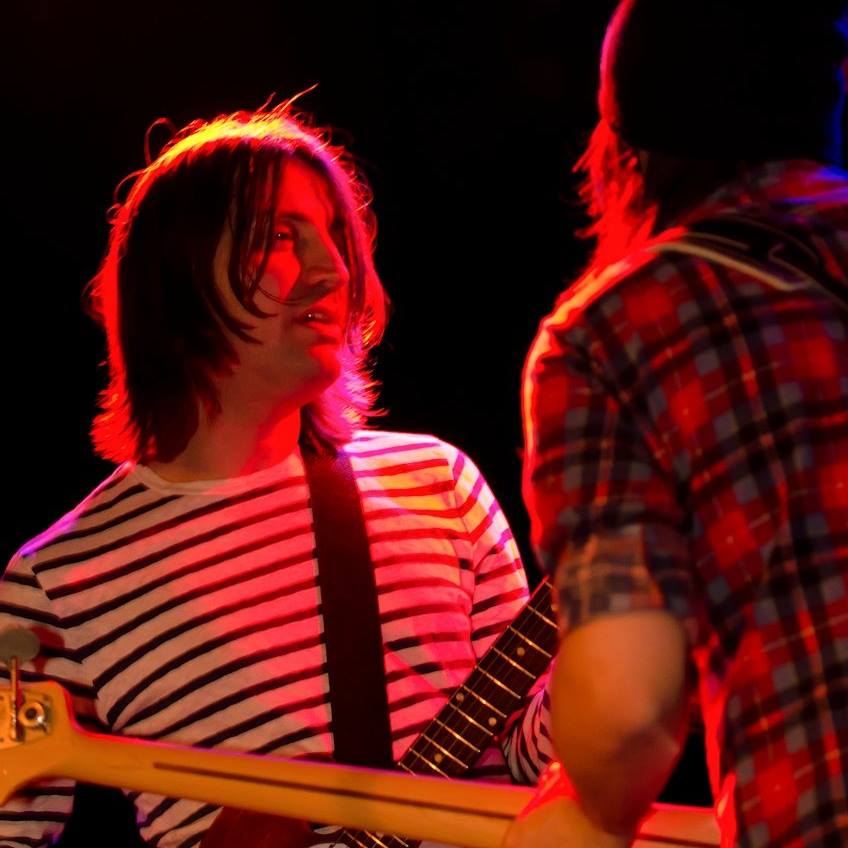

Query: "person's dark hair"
left=88, top=103, right=388, bottom=464
left=599, top=0, right=848, bottom=163
left=577, top=1, right=848, bottom=267
left=574, top=118, right=656, bottom=269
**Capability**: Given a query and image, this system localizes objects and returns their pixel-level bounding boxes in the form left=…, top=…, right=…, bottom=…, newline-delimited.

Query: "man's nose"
left=302, top=231, right=350, bottom=291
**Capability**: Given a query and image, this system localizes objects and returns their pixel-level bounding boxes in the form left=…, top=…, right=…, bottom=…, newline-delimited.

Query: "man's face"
left=213, top=158, right=351, bottom=410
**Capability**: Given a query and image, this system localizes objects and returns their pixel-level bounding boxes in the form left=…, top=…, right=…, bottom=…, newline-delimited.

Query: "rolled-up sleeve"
left=522, top=302, right=697, bottom=642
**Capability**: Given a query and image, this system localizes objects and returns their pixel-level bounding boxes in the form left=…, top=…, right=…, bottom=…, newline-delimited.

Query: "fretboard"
left=337, top=577, right=558, bottom=848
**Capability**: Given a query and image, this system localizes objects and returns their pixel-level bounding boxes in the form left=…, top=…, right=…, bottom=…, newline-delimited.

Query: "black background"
left=6, top=2, right=710, bottom=843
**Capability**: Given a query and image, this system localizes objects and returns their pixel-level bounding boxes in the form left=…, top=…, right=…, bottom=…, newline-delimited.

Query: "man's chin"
left=301, top=357, right=344, bottom=397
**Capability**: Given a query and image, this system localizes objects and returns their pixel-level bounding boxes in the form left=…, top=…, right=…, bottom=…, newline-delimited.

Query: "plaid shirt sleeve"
left=522, top=275, right=697, bottom=641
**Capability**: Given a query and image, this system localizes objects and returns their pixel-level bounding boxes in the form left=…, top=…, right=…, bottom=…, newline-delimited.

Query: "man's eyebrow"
left=274, top=211, right=311, bottom=223
left=275, top=210, right=345, bottom=229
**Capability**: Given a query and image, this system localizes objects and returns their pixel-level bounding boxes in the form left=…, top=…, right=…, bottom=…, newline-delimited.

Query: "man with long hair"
left=0, top=105, right=552, bottom=847
left=507, top=2, right=848, bottom=846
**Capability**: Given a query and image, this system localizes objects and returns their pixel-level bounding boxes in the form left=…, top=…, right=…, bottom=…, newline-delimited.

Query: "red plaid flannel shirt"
left=523, top=160, right=848, bottom=847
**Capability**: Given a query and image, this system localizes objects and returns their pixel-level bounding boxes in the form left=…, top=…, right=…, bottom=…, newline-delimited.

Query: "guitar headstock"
left=0, top=627, right=80, bottom=806
left=0, top=679, right=81, bottom=804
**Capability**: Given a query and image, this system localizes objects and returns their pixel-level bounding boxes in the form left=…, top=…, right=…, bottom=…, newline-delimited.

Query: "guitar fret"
left=431, top=717, right=481, bottom=752
left=461, top=685, right=507, bottom=718
left=528, top=605, right=557, bottom=628
left=490, top=647, right=536, bottom=680
left=444, top=700, right=493, bottom=735
left=476, top=667, right=521, bottom=699
left=407, top=745, right=449, bottom=777
left=421, top=733, right=469, bottom=768
left=507, top=625, right=553, bottom=658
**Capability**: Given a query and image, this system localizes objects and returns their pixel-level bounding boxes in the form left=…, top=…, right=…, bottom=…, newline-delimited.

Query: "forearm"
left=550, top=611, right=690, bottom=838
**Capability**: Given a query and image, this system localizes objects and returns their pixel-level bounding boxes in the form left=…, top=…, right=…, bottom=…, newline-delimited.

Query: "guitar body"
left=1, top=679, right=718, bottom=848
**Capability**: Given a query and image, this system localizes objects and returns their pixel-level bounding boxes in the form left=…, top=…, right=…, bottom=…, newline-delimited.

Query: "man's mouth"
left=297, top=307, right=339, bottom=325
left=293, top=303, right=345, bottom=340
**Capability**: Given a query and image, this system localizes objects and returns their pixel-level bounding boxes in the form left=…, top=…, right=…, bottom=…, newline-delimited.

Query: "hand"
left=502, top=762, right=629, bottom=848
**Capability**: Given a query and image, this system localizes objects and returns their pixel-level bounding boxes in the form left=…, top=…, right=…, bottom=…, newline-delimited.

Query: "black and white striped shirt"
left=0, top=431, right=551, bottom=848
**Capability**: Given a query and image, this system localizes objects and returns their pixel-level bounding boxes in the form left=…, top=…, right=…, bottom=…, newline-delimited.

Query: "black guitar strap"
left=303, top=447, right=394, bottom=770
left=200, top=448, right=394, bottom=848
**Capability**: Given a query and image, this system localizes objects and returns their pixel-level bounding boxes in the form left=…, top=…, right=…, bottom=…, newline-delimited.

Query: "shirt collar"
left=680, top=159, right=848, bottom=224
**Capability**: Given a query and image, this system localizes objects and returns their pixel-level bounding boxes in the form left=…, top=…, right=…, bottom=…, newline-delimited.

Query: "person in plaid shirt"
left=504, top=2, right=848, bottom=847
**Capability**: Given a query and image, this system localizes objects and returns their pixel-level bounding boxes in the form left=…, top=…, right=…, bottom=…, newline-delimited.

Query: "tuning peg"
left=0, top=628, right=40, bottom=666
left=0, top=628, right=41, bottom=742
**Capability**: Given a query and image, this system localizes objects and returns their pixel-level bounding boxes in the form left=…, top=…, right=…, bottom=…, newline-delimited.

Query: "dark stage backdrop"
left=5, top=2, right=710, bottom=844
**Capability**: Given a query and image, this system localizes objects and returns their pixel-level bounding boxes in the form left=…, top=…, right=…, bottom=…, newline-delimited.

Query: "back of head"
left=578, top=1, right=848, bottom=266
left=599, top=0, right=848, bottom=163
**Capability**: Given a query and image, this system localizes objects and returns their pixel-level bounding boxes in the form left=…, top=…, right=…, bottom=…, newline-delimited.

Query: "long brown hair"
left=88, top=104, right=388, bottom=463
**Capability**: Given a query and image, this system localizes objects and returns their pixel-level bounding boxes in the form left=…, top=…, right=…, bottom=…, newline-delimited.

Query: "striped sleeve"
left=447, top=447, right=555, bottom=783
left=501, top=682, right=555, bottom=783
left=0, top=552, right=96, bottom=847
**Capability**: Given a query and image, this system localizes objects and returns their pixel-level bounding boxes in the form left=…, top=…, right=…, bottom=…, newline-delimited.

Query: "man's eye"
left=274, top=226, right=296, bottom=245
